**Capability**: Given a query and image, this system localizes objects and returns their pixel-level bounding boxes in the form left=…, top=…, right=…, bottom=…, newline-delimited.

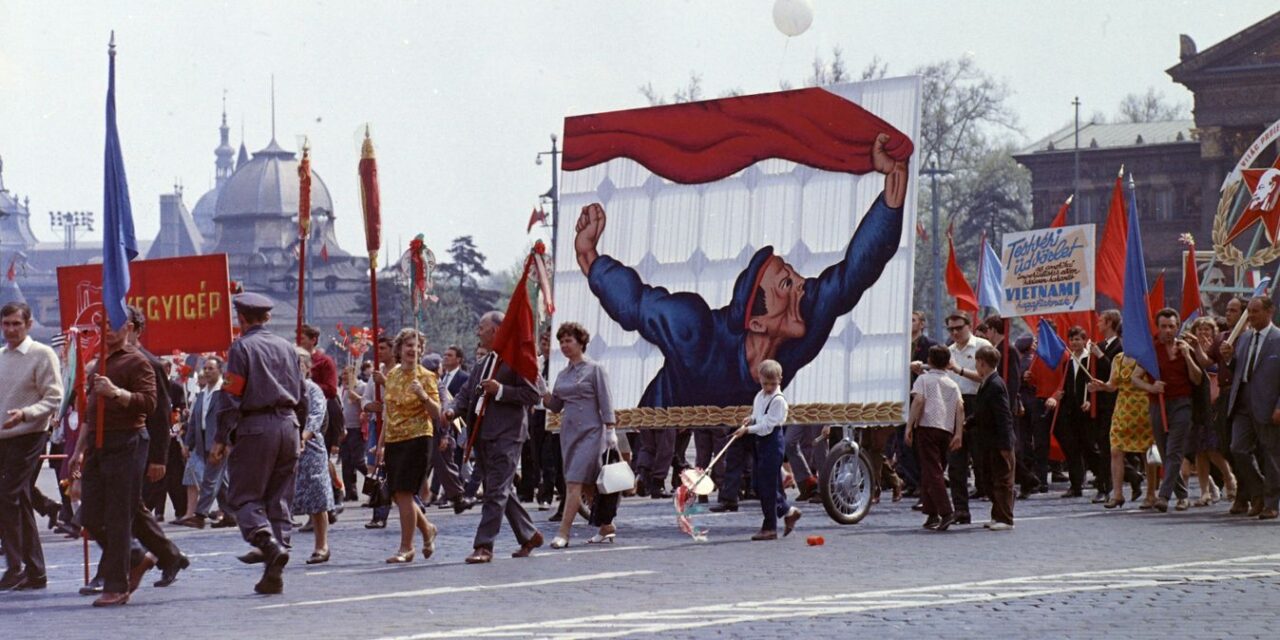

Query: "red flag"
left=1147, top=271, right=1166, bottom=335
left=1049, top=194, right=1072, bottom=228
left=5, top=256, right=14, bottom=282
left=320, top=242, right=329, bottom=263
left=1096, top=170, right=1129, bottom=306
left=945, top=230, right=978, bottom=312
left=1179, top=235, right=1200, bottom=322
left=359, top=128, right=382, bottom=262
left=526, top=207, right=547, bottom=234
left=491, top=252, right=540, bottom=383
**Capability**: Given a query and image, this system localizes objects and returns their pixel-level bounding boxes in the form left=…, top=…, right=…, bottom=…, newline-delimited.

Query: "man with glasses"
left=937, top=314, right=990, bottom=525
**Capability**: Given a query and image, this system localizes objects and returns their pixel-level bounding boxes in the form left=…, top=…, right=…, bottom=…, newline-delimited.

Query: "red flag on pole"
left=5, top=256, right=15, bottom=282
left=1096, top=168, right=1129, bottom=306
left=320, top=242, right=329, bottom=263
left=296, top=142, right=311, bottom=344
left=491, top=252, right=541, bottom=383
left=1179, top=235, right=1201, bottom=323
left=1148, top=271, right=1166, bottom=335
left=1049, top=194, right=1072, bottom=228
left=526, top=207, right=548, bottom=234
left=945, top=229, right=978, bottom=312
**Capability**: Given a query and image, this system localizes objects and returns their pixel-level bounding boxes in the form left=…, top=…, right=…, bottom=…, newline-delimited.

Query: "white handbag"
left=597, top=447, right=635, bottom=495
left=1146, top=444, right=1162, bottom=466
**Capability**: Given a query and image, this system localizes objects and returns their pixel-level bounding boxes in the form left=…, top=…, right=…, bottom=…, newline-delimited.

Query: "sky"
left=1, top=1, right=1276, bottom=272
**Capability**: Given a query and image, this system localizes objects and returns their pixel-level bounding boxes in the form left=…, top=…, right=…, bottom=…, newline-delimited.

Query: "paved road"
left=2, top=469, right=1278, bottom=639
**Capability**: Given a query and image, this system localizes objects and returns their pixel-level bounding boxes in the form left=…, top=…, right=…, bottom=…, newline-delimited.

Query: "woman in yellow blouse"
left=374, top=328, right=441, bottom=563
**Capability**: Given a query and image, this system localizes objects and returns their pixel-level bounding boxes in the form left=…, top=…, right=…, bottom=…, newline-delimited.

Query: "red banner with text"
left=57, top=254, right=233, bottom=354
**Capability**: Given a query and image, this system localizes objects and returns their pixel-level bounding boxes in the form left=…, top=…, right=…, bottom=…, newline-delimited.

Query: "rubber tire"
left=819, top=440, right=874, bottom=525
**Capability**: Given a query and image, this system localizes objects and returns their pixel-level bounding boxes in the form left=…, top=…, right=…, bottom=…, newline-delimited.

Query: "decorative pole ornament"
left=296, top=140, right=311, bottom=344
left=1214, top=117, right=1280, bottom=269
left=358, top=125, right=384, bottom=439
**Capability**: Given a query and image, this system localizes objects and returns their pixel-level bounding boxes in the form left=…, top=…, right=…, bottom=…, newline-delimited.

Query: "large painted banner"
left=998, top=224, right=1096, bottom=317
left=57, top=254, right=233, bottom=354
left=551, top=78, right=921, bottom=427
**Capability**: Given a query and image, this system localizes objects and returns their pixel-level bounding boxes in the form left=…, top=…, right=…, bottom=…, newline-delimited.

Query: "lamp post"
left=920, top=162, right=952, bottom=344
left=1072, top=96, right=1081, bottom=225
left=49, top=210, right=95, bottom=265
left=535, top=134, right=560, bottom=287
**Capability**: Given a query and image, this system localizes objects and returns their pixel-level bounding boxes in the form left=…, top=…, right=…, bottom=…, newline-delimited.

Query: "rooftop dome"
left=191, top=185, right=220, bottom=239
left=214, top=139, right=333, bottom=219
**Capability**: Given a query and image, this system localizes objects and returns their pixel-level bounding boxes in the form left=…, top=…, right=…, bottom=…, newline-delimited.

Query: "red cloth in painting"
left=563, top=87, right=913, bottom=185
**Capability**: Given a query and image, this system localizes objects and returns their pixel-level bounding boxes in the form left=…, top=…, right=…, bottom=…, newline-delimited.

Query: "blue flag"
left=1035, top=318, right=1066, bottom=367
left=1120, top=175, right=1159, bottom=380
left=102, top=34, right=138, bottom=331
left=978, top=239, right=1004, bottom=310
left=1251, top=277, right=1272, bottom=300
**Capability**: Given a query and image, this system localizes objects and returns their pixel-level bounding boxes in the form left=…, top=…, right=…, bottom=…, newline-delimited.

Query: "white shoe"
left=586, top=533, right=616, bottom=544
left=981, top=521, right=993, bottom=529
left=1175, top=498, right=1191, bottom=511
left=550, top=536, right=569, bottom=549
left=987, top=522, right=1014, bottom=531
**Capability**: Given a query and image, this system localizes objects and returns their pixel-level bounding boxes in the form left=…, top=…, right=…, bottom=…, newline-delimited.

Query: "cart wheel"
left=819, top=440, right=873, bottom=525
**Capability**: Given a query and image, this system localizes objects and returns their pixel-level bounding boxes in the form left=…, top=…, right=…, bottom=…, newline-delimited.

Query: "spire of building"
left=236, top=117, right=249, bottom=169
left=215, top=90, right=234, bottom=187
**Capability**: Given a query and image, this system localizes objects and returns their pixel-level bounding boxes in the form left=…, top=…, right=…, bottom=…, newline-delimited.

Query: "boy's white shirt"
left=746, top=388, right=788, bottom=436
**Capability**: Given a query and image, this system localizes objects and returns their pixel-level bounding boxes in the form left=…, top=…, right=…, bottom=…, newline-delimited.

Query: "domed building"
left=166, top=104, right=371, bottom=336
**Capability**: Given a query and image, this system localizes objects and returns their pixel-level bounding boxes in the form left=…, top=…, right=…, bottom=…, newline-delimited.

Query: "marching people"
left=906, top=345, right=965, bottom=532
left=1222, top=295, right=1280, bottom=519
left=299, top=324, right=345, bottom=511
left=1088, top=349, right=1159, bottom=509
left=433, top=345, right=476, bottom=514
left=67, top=306, right=158, bottom=606
left=180, top=356, right=232, bottom=528
left=339, top=364, right=368, bottom=503
left=448, top=311, right=543, bottom=564
left=0, top=302, right=64, bottom=591
left=1131, top=308, right=1204, bottom=513
left=362, top=335, right=396, bottom=529
left=969, top=346, right=1016, bottom=530
left=542, top=322, right=618, bottom=548
left=1046, top=327, right=1100, bottom=499
left=373, top=328, right=441, bottom=564
left=209, top=293, right=306, bottom=595
left=937, top=313, right=991, bottom=524
left=294, top=346, right=335, bottom=564
left=1185, top=316, right=1237, bottom=506
left=732, top=359, right=802, bottom=541
left=1088, top=311, right=1124, bottom=502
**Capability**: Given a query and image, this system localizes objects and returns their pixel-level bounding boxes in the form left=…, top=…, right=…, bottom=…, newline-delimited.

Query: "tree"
left=639, top=73, right=704, bottom=106
left=437, top=235, right=490, bottom=291
left=1116, top=87, right=1189, bottom=123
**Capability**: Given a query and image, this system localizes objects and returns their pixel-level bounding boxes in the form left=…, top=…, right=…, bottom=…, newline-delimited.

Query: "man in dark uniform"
left=210, top=293, right=306, bottom=595
left=448, top=311, right=542, bottom=563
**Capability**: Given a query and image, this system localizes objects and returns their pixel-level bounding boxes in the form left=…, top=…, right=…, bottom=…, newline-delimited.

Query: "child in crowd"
left=734, top=360, right=802, bottom=541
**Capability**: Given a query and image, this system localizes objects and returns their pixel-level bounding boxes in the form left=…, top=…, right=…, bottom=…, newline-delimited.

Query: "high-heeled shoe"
left=1103, top=496, right=1125, bottom=509
left=420, top=523, right=438, bottom=560
left=306, top=549, right=330, bottom=565
left=550, top=536, right=569, bottom=549
left=386, top=549, right=415, bottom=564
left=587, top=532, right=616, bottom=544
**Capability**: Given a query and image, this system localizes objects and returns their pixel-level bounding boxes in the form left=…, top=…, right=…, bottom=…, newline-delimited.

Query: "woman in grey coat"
left=542, top=322, right=617, bottom=548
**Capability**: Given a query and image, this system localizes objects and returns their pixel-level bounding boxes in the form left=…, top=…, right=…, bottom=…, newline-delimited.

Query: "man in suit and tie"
left=448, top=312, right=543, bottom=563
left=178, top=357, right=230, bottom=530
left=434, top=346, right=475, bottom=513
left=1223, top=296, right=1280, bottom=520
left=1047, top=326, right=1099, bottom=498
left=970, top=345, right=1016, bottom=529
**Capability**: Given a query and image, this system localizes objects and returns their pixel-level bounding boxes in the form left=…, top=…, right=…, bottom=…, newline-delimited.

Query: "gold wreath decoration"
left=545, top=401, right=904, bottom=430
left=1213, top=180, right=1280, bottom=267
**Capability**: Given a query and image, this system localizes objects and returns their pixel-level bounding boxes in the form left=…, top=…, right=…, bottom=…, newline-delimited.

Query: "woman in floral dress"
left=1089, top=352, right=1158, bottom=509
left=294, top=346, right=334, bottom=563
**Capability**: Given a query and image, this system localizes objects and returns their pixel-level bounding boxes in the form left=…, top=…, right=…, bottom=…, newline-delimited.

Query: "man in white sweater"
left=0, top=302, right=64, bottom=591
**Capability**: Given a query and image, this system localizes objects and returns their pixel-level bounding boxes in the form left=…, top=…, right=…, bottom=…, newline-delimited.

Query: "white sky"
left=1, top=1, right=1275, bottom=270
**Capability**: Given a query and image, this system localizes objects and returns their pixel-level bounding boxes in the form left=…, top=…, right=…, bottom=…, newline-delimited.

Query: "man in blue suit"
left=1223, top=296, right=1280, bottom=520
left=179, top=357, right=230, bottom=529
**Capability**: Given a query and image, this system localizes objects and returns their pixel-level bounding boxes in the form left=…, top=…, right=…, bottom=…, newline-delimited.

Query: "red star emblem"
left=1225, top=156, right=1280, bottom=244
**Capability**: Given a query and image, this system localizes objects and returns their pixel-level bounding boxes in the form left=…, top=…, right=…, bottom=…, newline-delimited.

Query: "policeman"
left=209, top=292, right=307, bottom=595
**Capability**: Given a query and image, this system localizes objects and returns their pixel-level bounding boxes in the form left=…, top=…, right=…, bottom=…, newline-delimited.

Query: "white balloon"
left=773, top=0, right=814, bottom=38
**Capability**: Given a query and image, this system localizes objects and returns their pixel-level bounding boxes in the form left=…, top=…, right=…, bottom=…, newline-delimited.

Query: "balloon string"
left=777, top=38, right=790, bottom=87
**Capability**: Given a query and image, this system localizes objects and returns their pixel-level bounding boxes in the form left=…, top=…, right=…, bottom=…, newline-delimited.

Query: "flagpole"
left=296, top=142, right=311, bottom=344
left=359, top=127, right=383, bottom=451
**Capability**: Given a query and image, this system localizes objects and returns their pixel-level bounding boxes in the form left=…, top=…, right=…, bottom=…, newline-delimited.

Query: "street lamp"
left=49, top=210, right=95, bottom=264
left=919, top=162, right=952, bottom=344
left=535, top=133, right=560, bottom=285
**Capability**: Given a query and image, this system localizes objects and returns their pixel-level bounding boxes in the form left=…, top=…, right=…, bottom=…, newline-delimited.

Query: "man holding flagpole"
left=1131, top=309, right=1202, bottom=512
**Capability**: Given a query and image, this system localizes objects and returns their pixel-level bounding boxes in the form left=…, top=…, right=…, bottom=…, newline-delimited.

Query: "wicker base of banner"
left=545, top=402, right=903, bottom=430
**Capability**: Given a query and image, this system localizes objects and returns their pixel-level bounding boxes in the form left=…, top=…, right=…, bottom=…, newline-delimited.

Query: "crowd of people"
left=1, top=285, right=1278, bottom=605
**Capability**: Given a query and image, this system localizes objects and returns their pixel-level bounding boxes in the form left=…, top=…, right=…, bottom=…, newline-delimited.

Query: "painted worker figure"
left=573, top=134, right=908, bottom=410
left=210, top=292, right=307, bottom=595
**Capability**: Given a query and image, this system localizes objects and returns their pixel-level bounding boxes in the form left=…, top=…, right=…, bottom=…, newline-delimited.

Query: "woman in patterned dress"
left=293, top=346, right=334, bottom=564
left=374, top=328, right=441, bottom=563
left=1089, top=351, right=1158, bottom=509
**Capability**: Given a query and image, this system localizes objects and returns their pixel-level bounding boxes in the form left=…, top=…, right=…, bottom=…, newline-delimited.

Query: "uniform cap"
left=232, top=292, right=275, bottom=313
